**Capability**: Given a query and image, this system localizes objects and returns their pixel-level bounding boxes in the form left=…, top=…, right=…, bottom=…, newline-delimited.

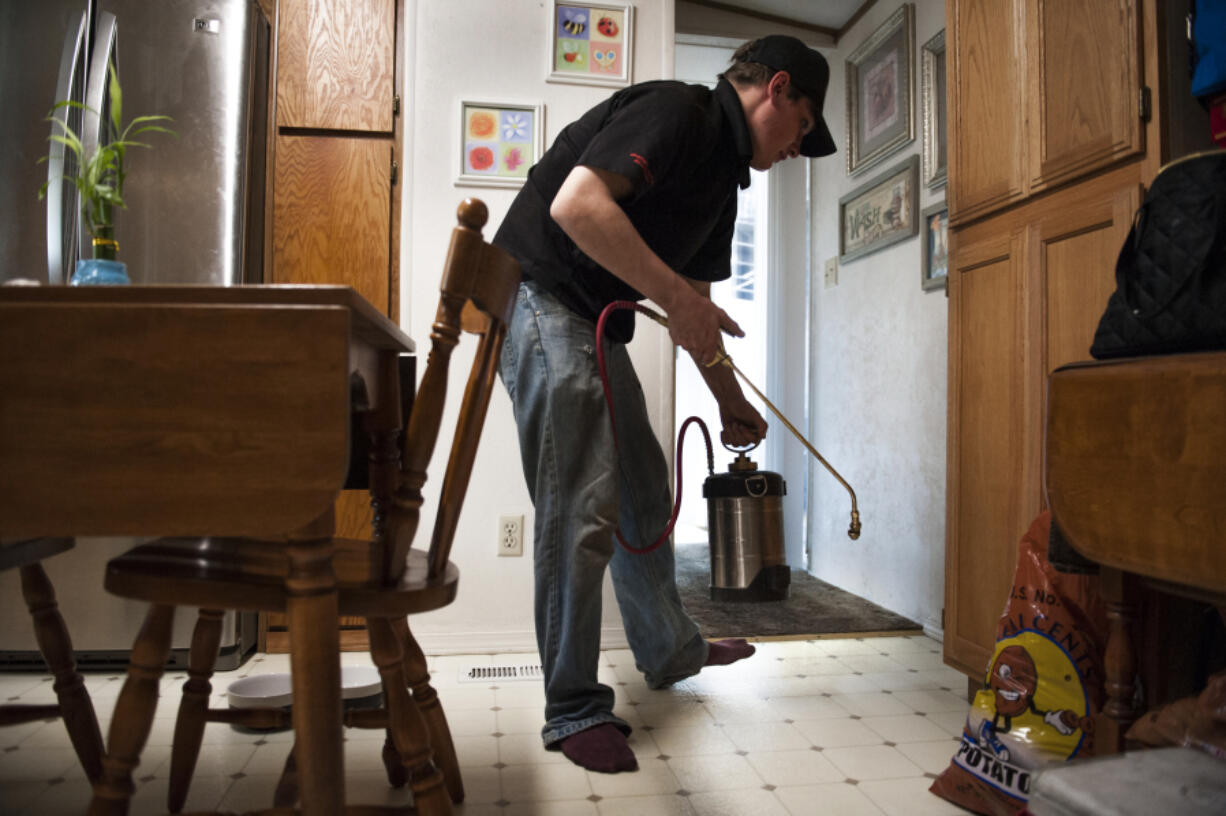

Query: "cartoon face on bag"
left=990, top=645, right=1038, bottom=717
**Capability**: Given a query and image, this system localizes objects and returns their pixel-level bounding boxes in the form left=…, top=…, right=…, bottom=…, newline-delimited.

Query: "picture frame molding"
left=455, top=99, right=545, bottom=189
left=920, top=200, right=949, bottom=292
left=845, top=3, right=916, bottom=176
left=546, top=1, right=634, bottom=88
left=921, top=29, right=948, bottom=189
left=838, top=154, right=920, bottom=264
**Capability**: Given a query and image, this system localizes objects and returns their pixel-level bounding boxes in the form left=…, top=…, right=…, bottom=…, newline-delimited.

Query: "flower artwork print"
left=555, top=4, right=625, bottom=78
left=863, top=50, right=899, bottom=142
left=464, top=106, right=534, bottom=179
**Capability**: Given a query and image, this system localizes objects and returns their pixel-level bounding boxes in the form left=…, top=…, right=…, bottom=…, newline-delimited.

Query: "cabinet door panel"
left=1028, top=0, right=1142, bottom=191
left=277, top=0, right=395, bottom=132
left=1038, top=185, right=1141, bottom=374
left=948, top=0, right=1027, bottom=225
left=945, top=230, right=1027, bottom=676
left=272, top=134, right=391, bottom=312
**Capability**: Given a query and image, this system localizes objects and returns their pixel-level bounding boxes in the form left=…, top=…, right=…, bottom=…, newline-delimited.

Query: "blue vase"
left=72, top=258, right=130, bottom=286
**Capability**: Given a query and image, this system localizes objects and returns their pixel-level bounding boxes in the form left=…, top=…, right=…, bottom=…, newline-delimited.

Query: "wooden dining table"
left=1045, top=351, right=1226, bottom=753
left=0, top=284, right=414, bottom=815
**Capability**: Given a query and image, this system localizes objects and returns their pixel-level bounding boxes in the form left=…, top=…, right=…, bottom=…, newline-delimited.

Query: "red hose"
left=595, top=300, right=714, bottom=554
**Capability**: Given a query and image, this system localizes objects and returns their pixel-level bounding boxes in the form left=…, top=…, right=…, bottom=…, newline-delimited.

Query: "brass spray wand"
left=636, top=306, right=862, bottom=541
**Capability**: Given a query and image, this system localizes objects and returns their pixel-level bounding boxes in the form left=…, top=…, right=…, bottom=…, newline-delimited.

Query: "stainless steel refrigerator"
left=0, top=0, right=270, bottom=670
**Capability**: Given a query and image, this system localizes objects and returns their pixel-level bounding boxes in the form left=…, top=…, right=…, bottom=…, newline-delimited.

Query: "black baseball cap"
left=739, top=35, right=837, bottom=158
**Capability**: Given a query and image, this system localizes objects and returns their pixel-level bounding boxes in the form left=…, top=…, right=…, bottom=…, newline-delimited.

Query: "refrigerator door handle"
left=45, top=9, right=89, bottom=286
left=82, top=11, right=119, bottom=166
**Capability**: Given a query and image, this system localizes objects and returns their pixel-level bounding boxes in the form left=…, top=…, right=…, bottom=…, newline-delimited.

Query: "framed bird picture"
left=547, top=2, right=634, bottom=87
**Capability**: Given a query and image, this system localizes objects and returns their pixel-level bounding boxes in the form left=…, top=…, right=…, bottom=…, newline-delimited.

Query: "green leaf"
left=47, top=98, right=90, bottom=115
left=128, top=125, right=177, bottom=138
left=108, top=60, right=122, bottom=134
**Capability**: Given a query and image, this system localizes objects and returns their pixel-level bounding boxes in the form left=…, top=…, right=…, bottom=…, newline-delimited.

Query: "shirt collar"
left=714, top=78, right=753, bottom=189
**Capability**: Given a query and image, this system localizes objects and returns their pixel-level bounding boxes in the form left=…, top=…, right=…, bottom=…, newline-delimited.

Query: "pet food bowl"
left=341, top=665, right=383, bottom=711
left=225, top=666, right=383, bottom=717
left=226, top=673, right=293, bottom=710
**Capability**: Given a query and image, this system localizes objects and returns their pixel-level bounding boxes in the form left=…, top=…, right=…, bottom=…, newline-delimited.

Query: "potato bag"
left=931, top=511, right=1105, bottom=815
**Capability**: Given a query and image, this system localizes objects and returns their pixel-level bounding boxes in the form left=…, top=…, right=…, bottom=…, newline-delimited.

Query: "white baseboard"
left=922, top=615, right=944, bottom=643
left=414, top=626, right=629, bottom=656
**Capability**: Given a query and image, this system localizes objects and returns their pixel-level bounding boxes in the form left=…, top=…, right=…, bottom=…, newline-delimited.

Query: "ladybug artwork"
left=596, top=16, right=618, bottom=38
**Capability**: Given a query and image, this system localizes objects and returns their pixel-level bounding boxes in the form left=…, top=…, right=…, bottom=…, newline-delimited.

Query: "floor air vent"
left=457, top=663, right=544, bottom=684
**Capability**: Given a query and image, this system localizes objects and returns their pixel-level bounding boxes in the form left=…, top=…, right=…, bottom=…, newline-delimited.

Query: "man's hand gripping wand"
left=636, top=305, right=862, bottom=541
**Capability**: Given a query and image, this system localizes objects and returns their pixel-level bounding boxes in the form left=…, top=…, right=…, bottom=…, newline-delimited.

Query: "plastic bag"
left=931, top=511, right=1105, bottom=815
left=1128, top=669, right=1226, bottom=759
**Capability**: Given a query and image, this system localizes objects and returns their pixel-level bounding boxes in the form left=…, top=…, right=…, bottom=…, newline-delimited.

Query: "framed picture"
left=456, top=101, right=544, bottom=188
left=838, top=154, right=919, bottom=264
left=547, top=2, right=633, bottom=87
left=921, top=29, right=947, bottom=189
left=845, top=4, right=915, bottom=175
left=921, top=202, right=949, bottom=291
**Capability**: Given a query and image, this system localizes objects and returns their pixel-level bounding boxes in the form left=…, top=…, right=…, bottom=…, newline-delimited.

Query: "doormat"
left=674, top=540, right=921, bottom=639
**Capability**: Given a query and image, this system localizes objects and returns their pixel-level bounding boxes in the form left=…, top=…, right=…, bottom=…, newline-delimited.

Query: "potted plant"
left=39, top=61, right=175, bottom=285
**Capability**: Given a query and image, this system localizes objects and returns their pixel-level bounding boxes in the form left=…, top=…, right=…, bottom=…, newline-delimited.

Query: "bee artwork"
left=549, top=3, right=632, bottom=87
left=562, top=13, right=586, bottom=36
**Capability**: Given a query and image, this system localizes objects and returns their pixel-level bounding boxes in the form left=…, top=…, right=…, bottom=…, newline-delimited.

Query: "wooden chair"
left=96, top=198, right=520, bottom=815
left=0, top=538, right=105, bottom=784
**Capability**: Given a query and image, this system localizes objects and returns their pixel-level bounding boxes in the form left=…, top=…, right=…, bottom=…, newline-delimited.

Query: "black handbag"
left=1090, top=150, right=1226, bottom=359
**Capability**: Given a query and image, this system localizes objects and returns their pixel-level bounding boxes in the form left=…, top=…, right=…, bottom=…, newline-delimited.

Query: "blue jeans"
left=498, top=280, right=709, bottom=747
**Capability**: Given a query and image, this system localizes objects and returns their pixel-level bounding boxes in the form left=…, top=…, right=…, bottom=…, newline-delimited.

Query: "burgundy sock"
left=559, top=723, right=638, bottom=773
left=704, top=637, right=756, bottom=666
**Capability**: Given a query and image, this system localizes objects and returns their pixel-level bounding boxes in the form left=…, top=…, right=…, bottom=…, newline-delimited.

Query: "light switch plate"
left=824, top=257, right=838, bottom=288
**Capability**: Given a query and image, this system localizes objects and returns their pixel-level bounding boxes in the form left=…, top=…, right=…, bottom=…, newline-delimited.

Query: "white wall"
left=807, top=0, right=948, bottom=637
left=400, top=0, right=675, bottom=654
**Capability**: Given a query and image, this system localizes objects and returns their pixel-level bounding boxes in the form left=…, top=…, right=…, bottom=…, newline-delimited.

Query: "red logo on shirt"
left=629, top=153, right=654, bottom=185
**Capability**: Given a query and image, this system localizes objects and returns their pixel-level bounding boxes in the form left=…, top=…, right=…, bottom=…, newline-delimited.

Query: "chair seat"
left=104, top=537, right=459, bottom=618
left=0, top=537, right=74, bottom=571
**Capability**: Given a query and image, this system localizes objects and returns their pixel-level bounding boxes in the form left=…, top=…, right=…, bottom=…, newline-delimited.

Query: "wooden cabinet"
left=948, top=0, right=1144, bottom=227
left=273, top=135, right=391, bottom=313
left=943, top=0, right=1221, bottom=687
left=1024, top=0, right=1143, bottom=194
left=943, top=0, right=1161, bottom=679
left=262, top=0, right=404, bottom=653
left=945, top=227, right=1028, bottom=672
left=946, top=0, right=1027, bottom=224
left=276, top=0, right=395, bottom=132
left=271, top=0, right=400, bottom=318
left=945, top=171, right=1141, bottom=676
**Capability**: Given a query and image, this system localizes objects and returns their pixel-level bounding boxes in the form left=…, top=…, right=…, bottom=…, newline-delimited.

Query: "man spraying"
left=495, top=35, right=838, bottom=773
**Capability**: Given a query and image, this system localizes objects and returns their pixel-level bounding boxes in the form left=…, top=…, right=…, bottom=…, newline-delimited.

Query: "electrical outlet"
left=824, top=257, right=838, bottom=288
left=498, top=514, right=523, bottom=557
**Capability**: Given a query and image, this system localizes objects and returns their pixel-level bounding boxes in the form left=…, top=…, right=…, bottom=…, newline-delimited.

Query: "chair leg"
left=89, top=604, right=175, bottom=816
left=367, top=617, right=451, bottom=816
left=380, top=726, right=408, bottom=789
left=167, top=608, right=224, bottom=813
left=20, top=562, right=105, bottom=784
left=393, top=615, right=464, bottom=804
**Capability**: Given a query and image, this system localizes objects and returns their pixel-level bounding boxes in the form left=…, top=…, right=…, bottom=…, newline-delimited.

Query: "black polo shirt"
left=493, top=78, right=754, bottom=342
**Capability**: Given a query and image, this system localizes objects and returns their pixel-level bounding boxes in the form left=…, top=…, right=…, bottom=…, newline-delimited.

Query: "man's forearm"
left=551, top=165, right=742, bottom=363
left=692, top=348, right=741, bottom=402
left=550, top=166, right=695, bottom=314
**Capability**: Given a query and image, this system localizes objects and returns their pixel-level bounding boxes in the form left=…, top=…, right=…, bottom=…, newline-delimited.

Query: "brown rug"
left=674, top=540, right=921, bottom=639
